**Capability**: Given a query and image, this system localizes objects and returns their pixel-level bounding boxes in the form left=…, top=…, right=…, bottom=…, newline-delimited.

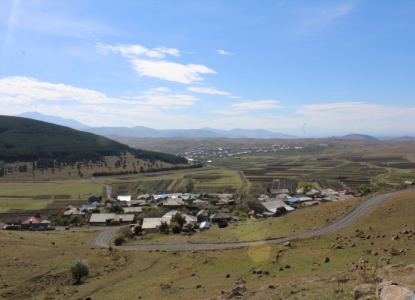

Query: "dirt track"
left=91, top=189, right=411, bottom=250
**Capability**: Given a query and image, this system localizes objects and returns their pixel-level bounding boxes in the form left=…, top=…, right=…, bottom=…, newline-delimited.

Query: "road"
left=91, top=177, right=112, bottom=199
left=91, top=189, right=411, bottom=250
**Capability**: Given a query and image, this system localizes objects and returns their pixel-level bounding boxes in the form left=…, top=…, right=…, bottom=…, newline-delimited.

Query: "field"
left=1, top=190, right=415, bottom=299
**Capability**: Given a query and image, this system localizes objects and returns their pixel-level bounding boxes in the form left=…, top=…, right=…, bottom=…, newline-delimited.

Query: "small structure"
left=88, top=194, right=101, bottom=203
left=0, top=221, right=7, bottom=230
left=21, top=217, right=50, bottom=230
left=63, top=207, right=87, bottom=218
left=163, top=211, right=197, bottom=226
left=257, top=200, right=290, bottom=215
left=210, top=213, right=237, bottom=223
left=123, top=207, right=142, bottom=213
left=142, top=217, right=171, bottom=230
left=89, top=213, right=136, bottom=225
left=136, top=193, right=151, bottom=200
left=270, top=189, right=290, bottom=195
left=193, top=199, right=209, bottom=207
left=159, top=198, right=184, bottom=209
left=117, top=195, right=132, bottom=202
left=196, top=209, right=208, bottom=218
left=404, top=181, right=414, bottom=185
left=153, top=194, right=171, bottom=200
left=199, top=221, right=211, bottom=230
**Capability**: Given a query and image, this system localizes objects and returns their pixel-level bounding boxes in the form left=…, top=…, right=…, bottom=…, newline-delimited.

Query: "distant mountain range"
left=15, top=112, right=298, bottom=139
left=15, top=112, right=407, bottom=141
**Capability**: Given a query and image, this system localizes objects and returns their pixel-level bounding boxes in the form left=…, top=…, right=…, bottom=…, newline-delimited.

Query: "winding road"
left=91, top=189, right=412, bottom=250
left=91, top=177, right=112, bottom=199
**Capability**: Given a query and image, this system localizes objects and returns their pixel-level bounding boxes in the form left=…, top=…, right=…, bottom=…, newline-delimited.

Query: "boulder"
left=283, top=241, right=291, bottom=247
left=380, top=285, right=415, bottom=300
left=353, top=284, right=375, bottom=300
left=384, top=262, right=406, bottom=269
left=323, top=257, right=330, bottom=263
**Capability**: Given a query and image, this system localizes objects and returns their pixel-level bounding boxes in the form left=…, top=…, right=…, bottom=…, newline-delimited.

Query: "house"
left=136, top=193, right=151, bottom=200
left=210, top=213, right=237, bottom=223
left=123, top=207, right=142, bottom=213
left=192, top=199, right=209, bottom=207
left=270, top=189, right=290, bottom=195
left=117, top=195, right=132, bottom=202
left=142, top=217, right=171, bottom=230
left=82, top=203, right=98, bottom=209
left=63, top=207, right=88, bottom=218
left=321, top=189, right=338, bottom=196
left=404, top=181, right=414, bottom=185
left=88, top=194, right=101, bottom=203
left=277, top=193, right=292, bottom=200
left=163, top=211, right=197, bottom=225
left=256, top=200, right=291, bottom=215
left=88, top=213, right=136, bottom=225
left=170, top=193, right=183, bottom=198
left=159, top=198, right=184, bottom=209
left=21, top=217, right=50, bottom=230
left=153, top=194, right=171, bottom=200
left=197, top=209, right=208, bottom=218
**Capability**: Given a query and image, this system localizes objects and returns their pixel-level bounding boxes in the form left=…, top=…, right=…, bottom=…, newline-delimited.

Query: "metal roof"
left=142, top=217, right=171, bottom=229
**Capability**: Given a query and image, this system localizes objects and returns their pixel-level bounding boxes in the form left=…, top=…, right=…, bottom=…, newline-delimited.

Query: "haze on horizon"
left=0, top=1, right=414, bottom=137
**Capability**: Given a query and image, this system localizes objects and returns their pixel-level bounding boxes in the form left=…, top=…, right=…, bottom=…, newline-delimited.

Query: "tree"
left=358, top=184, right=371, bottom=194
left=185, top=180, right=196, bottom=193
left=33, top=211, right=42, bottom=218
left=70, top=259, right=90, bottom=284
left=297, top=182, right=314, bottom=194
left=114, top=234, right=126, bottom=245
left=69, top=215, right=82, bottom=225
left=171, top=213, right=187, bottom=228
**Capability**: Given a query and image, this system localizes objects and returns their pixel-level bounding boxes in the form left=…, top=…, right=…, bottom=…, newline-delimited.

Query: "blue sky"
left=0, top=0, right=414, bottom=136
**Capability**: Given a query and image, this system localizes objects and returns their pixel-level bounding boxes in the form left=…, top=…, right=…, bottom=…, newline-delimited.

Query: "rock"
left=264, top=270, right=269, bottom=275
left=51, top=242, right=55, bottom=245
left=380, top=285, right=415, bottom=300
left=226, top=274, right=230, bottom=278
left=353, top=284, right=375, bottom=300
left=284, top=265, right=291, bottom=269
left=278, top=267, right=284, bottom=271
left=232, top=285, right=246, bottom=293
left=392, top=235, right=400, bottom=240
left=252, top=270, right=257, bottom=274
left=323, top=257, right=330, bottom=263
left=283, top=241, right=291, bottom=247
left=234, top=278, right=246, bottom=284
left=350, top=243, right=356, bottom=247
left=269, top=284, right=275, bottom=289
left=372, top=252, right=378, bottom=256
left=377, top=281, right=398, bottom=297
left=256, top=269, right=263, bottom=274
left=196, top=285, right=202, bottom=289
left=331, top=276, right=349, bottom=283
left=384, top=262, right=406, bottom=269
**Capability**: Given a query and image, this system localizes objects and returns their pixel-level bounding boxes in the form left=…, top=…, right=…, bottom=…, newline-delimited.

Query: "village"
left=0, top=181, right=388, bottom=241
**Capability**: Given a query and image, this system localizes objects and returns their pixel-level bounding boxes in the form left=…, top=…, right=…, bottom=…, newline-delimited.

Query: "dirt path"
left=91, top=189, right=411, bottom=250
left=91, top=177, right=112, bottom=199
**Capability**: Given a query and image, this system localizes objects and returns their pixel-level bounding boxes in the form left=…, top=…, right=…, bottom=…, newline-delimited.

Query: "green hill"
left=0, top=115, right=187, bottom=165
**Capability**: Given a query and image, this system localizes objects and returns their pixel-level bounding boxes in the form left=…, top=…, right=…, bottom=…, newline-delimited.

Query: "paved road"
left=91, top=177, right=112, bottom=199
left=91, top=189, right=411, bottom=250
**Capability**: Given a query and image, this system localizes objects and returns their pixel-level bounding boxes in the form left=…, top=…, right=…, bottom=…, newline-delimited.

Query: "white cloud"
left=129, top=59, right=216, bottom=84
left=0, top=76, right=199, bottom=109
left=187, top=87, right=230, bottom=95
left=232, top=100, right=281, bottom=110
left=98, top=43, right=180, bottom=59
left=0, top=76, right=122, bottom=104
left=216, top=50, right=234, bottom=55
left=99, top=43, right=216, bottom=84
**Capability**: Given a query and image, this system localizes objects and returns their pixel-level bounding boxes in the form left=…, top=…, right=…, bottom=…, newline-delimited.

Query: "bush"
left=70, top=259, right=90, bottom=284
left=69, top=215, right=82, bottom=225
left=114, top=234, right=126, bottom=246
left=235, top=203, right=250, bottom=213
left=109, top=205, right=124, bottom=214
left=91, top=208, right=100, bottom=213
left=233, top=209, right=248, bottom=219
left=158, top=221, right=169, bottom=233
left=134, top=225, right=142, bottom=235
left=171, top=213, right=187, bottom=228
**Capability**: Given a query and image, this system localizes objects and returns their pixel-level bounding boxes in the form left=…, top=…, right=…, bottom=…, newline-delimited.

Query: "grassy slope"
left=2, top=190, right=415, bottom=299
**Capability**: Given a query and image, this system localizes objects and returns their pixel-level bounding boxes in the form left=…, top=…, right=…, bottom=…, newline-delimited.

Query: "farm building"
left=142, top=217, right=171, bottom=230
left=89, top=213, right=136, bottom=225
left=21, top=217, right=50, bottom=230
left=88, top=194, right=101, bottom=203
left=210, top=213, right=237, bottom=223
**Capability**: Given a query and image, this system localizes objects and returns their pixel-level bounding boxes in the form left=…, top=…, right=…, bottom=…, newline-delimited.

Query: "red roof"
left=248, top=210, right=255, bottom=215
left=21, top=217, right=47, bottom=225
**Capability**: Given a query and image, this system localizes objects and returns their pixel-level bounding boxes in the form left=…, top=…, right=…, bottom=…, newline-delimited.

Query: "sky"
left=0, top=0, right=415, bottom=137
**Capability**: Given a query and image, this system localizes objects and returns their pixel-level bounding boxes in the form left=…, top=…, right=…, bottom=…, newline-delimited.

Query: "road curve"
left=91, top=189, right=411, bottom=250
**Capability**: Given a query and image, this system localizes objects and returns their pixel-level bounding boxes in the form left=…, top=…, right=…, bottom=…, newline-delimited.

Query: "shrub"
left=158, top=221, right=169, bottom=233
left=90, top=208, right=100, bottom=213
left=233, top=209, right=248, bottom=219
left=114, top=234, right=126, bottom=246
left=235, top=203, right=250, bottom=213
left=69, top=215, right=82, bottom=225
left=70, top=259, right=90, bottom=284
left=171, top=223, right=181, bottom=234
left=134, top=225, right=142, bottom=235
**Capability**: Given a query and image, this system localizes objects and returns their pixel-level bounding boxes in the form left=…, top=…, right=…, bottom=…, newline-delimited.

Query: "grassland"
left=1, top=190, right=415, bottom=299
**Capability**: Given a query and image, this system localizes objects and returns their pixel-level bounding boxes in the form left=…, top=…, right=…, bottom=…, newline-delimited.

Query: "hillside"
left=390, top=135, right=415, bottom=141
left=0, top=115, right=187, bottom=165
left=15, top=111, right=91, bottom=130
left=332, top=133, right=379, bottom=141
